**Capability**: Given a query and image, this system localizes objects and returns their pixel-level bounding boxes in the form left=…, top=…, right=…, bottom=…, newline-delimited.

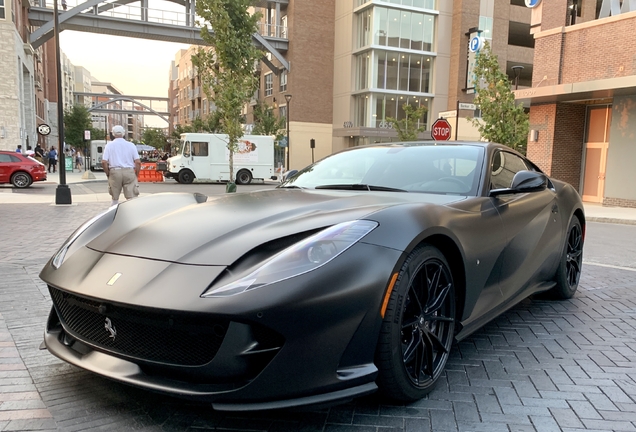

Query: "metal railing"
left=257, top=22, right=287, bottom=39
left=36, top=0, right=191, bottom=27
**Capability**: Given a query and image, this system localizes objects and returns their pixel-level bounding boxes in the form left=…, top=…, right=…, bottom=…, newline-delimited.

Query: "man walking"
left=102, top=125, right=140, bottom=206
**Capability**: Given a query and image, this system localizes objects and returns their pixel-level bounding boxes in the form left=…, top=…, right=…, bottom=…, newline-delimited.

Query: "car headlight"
left=202, top=220, right=378, bottom=297
left=51, top=205, right=118, bottom=269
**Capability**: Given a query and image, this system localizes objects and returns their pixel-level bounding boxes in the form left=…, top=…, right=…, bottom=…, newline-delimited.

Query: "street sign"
left=438, top=110, right=457, bottom=118
left=84, top=130, right=91, bottom=140
left=431, top=118, right=452, bottom=141
left=459, top=103, right=477, bottom=110
left=37, top=124, right=51, bottom=136
left=279, top=137, right=288, bottom=148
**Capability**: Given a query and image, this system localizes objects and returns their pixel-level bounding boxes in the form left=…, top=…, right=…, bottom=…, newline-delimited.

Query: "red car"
left=0, top=151, right=47, bottom=188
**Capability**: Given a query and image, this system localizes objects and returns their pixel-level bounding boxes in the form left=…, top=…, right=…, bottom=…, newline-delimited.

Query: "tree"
left=142, top=128, right=168, bottom=150
left=252, top=101, right=285, bottom=141
left=387, top=104, right=428, bottom=141
left=63, top=104, right=93, bottom=151
left=193, top=0, right=262, bottom=187
left=470, top=41, right=529, bottom=154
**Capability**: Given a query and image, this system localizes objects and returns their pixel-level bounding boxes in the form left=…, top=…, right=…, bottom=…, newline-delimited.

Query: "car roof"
left=345, top=141, right=518, bottom=154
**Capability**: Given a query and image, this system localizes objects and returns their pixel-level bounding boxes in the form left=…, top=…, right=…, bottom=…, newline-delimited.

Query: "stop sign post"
left=431, top=118, right=452, bottom=141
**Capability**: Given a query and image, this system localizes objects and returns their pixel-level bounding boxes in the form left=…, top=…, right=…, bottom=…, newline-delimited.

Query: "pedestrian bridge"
left=28, top=0, right=290, bottom=71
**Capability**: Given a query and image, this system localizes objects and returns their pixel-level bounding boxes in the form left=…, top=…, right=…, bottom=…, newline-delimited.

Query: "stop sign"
left=431, top=118, right=452, bottom=141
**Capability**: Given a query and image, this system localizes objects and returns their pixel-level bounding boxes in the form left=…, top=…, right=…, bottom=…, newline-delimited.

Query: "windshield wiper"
left=315, top=184, right=407, bottom=192
left=278, top=185, right=305, bottom=189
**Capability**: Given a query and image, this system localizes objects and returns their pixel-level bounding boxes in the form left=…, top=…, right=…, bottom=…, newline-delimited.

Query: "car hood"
left=87, top=189, right=466, bottom=265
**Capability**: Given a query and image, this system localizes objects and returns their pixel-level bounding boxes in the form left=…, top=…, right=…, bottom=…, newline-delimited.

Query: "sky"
left=59, top=31, right=190, bottom=127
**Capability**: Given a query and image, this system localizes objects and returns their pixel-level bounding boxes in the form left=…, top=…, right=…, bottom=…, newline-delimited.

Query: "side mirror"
left=490, top=170, right=548, bottom=197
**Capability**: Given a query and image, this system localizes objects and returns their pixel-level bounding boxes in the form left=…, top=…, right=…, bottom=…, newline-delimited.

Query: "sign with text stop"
left=431, top=118, right=452, bottom=141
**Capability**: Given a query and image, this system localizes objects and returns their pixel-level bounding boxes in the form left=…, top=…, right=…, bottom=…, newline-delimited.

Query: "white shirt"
left=102, top=138, right=139, bottom=169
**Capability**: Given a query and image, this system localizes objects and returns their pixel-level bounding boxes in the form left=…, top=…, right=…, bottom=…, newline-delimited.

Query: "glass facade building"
left=353, top=0, right=437, bottom=133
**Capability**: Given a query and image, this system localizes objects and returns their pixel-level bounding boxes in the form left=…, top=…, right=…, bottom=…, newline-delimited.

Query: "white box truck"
left=163, top=133, right=277, bottom=184
left=89, top=140, right=107, bottom=171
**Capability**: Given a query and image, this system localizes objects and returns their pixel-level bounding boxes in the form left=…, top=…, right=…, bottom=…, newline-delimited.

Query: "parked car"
left=0, top=150, right=47, bottom=188
left=40, top=142, right=584, bottom=411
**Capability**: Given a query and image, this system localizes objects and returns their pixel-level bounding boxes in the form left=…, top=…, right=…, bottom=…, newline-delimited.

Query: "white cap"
left=112, top=125, right=126, bottom=136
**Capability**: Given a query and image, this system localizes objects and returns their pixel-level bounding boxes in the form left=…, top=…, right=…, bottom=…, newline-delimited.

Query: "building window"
left=279, top=70, right=287, bottom=92
left=358, top=9, right=372, bottom=48
left=1, top=0, right=6, bottom=20
left=354, top=93, right=430, bottom=129
left=371, top=7, right=435, bottom=52
left=279, top=105, right=287, bottom=120
left=478, top=16, right=493, bottom=40
left=265, top=73, right=273, bottom=96
left=373, top=50, right=433, bottom=93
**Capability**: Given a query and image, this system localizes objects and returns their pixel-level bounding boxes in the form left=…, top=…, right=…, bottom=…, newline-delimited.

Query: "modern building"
left=517, top=1, right=636, bottom=208
left=169, top=1, right=534, bottom=169
left=73, top=66, right=93, bottom=107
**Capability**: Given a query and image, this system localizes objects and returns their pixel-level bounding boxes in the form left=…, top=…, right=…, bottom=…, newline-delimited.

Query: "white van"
left=89, top=140, right=107, bottom=171
left=164, top=133, right=276, bottom=184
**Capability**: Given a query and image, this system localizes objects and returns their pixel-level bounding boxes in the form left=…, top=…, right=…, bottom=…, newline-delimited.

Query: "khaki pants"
left=108, top=168, right=139, bottom=200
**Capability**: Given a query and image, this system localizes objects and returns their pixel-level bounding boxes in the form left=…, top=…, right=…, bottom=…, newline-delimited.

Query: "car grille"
left=49, top=287, right=229, bottom=367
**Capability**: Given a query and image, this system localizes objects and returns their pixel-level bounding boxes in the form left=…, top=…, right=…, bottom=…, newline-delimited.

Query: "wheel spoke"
left=428, top=315, right=455, bottom=323
left=425, top=328, right=448, bottom=354
left=402, top=316, right=419, bottom=330
left=421, top=332, right=435, bottom=377
left=403, top=332, right=422, bottom=364
left=426, top=282, right=451, bottom=316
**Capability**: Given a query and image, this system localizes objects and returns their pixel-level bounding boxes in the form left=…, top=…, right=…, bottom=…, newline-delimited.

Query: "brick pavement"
left=1, top=202, right=636, bottom=431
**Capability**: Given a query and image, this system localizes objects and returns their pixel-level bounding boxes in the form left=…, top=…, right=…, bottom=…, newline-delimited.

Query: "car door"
left=0, top=153, right=13, bottom=183
left=489, top=150, right=563, bottom=302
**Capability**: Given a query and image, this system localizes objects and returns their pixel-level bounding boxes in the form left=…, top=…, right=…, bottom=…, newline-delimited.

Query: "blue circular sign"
left=525, top=0, right=541, bottom=7
left=469, top=36, right=483, bottom=53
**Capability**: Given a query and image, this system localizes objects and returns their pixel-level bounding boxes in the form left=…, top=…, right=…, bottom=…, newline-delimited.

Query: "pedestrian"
left=75, top=151, right=83, bottom=171
left=15, top=145, right=22, bottom=153
left=102, top=125, right=140, bottom=206
left=61, top=0, right=67, bottom=10
left=34, top=144, right=45, bottom=164
left=48, top=146, right=58, bottom=173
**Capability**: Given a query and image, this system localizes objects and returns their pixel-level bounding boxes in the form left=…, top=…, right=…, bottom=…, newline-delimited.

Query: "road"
left=0, top=184, right=635, bottom=431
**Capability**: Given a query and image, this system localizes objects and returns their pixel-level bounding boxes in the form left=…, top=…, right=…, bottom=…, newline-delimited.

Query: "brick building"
left=517, top=1, right=636, bottom=208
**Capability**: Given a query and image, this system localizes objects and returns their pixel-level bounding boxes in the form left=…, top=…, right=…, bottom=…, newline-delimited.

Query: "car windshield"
left=281, top=144, right=484, bottom=195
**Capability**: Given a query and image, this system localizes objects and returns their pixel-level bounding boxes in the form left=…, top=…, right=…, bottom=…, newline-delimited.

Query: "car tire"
left=236, top=169, right=252, bottom=185
left=376, top=244, right=456, bottom=401
left=549, top=217, right=583, bottom=299
left=178, top=170, right=194, bottom=184
left=11, top=172, right=32, bottom=188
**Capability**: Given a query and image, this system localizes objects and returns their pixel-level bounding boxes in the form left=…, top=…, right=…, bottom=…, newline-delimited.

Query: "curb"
left=586, top=217, right=636, bottom=225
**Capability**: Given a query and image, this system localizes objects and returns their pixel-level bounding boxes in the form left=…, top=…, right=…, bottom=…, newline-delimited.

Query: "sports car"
left=40, top=142, right=585, bottom=411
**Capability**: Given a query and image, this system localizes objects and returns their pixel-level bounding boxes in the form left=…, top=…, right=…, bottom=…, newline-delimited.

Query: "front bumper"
left=41, top=242, right=401, bottom=410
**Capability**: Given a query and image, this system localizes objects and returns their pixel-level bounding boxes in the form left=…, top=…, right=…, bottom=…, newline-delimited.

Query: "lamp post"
left=512, top=65, right=524, bottom=90
left=53, top=0, right=71, bottom=204
left=284, top=94, right=292, bottom=171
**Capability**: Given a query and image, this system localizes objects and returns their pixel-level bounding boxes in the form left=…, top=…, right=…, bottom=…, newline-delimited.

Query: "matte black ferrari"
left=40, top=142, right=585, bottom=411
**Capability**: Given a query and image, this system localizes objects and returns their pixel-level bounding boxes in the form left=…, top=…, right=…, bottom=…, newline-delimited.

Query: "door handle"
left=552, top=204, right=559, bottom=214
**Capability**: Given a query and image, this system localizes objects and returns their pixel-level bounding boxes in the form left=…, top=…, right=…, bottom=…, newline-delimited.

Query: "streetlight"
left=53, top=0, right=71, bottom=204
left=284, top=94, right=292, bottom=171
left=512, top=65, right=524, bottom=90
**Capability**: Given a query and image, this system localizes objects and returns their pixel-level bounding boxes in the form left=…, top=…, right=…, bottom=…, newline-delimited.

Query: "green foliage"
left=63, top=104, right=93, bottom=150
left=252, top=101, right=285, bottom=141
left=142, top=128, right=168, bottom=150
left=171, top=124, right=194, bottom=140
left=91, top=128, right=105, bottom=140
left=193, top=0, right=262, bottom=184
left=470, top=41, right=529, bottom=154
left=387, top=104, right=428, bottom=141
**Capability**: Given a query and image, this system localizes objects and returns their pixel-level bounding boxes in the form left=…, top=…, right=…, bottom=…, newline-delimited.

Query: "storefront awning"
left=514, top=75, right=636, bottom=104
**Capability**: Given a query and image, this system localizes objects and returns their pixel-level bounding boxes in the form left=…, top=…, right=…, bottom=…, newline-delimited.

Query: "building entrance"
left=582, top=105, right=611, bottom=203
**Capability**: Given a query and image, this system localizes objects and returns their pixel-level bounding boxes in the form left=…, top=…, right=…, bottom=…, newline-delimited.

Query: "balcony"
left=257, top=22, right=287, bottom=39
left=194, top=87, right=201, bottom=98
left=188, top=89, right=193, bottom=100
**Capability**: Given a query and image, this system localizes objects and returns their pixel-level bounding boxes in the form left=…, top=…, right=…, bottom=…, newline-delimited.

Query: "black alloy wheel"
left=551, top=217, right=583, bottom=299
left=11, top=172, right=32, bottom=188
left=236, top=169, right=253, bottom=185
left=377, top=245, right=456, bottom=401
left=178, top=170, right=194, bottom=184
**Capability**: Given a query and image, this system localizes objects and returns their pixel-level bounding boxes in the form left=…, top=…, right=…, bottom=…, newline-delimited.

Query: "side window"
left=0, top=154, right=11, bottom=162
left=191, top=142, right=208, bottom=157
left=9, top=155, right=21, bottom=162
left=490, top=151, right=528, bottom=189
left=184, top=141, right=191, bottom=157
